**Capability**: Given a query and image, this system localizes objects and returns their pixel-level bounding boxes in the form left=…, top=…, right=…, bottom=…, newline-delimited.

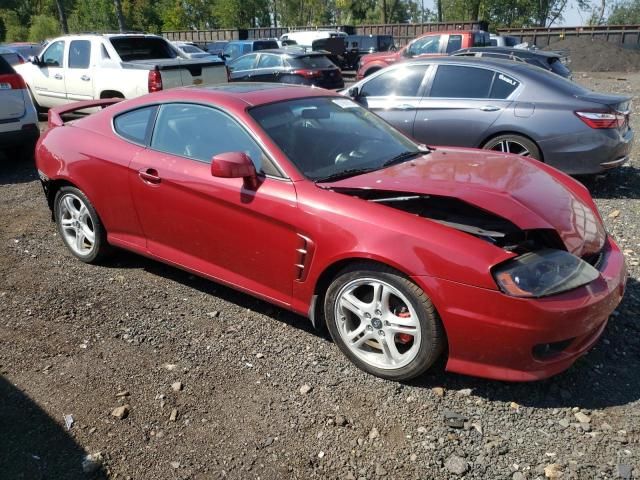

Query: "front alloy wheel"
left=55, top=186, right=109, bottom=263
left=325, top=264, right=444, bottom=381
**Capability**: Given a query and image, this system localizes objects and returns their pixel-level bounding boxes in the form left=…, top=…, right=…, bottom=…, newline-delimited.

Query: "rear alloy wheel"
left=54, top=187, right=109, bottom=263
left=483, top=134, right=541, bottom=160
left=324, top=264, right=444, bottom=381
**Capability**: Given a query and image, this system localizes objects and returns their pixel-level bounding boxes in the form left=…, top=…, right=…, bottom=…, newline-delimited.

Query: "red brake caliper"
left=396, top=310, right=413, bottom=344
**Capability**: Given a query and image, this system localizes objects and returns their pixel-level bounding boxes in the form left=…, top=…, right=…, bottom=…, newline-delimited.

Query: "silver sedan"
left=343, top=56, right=632, bottom=175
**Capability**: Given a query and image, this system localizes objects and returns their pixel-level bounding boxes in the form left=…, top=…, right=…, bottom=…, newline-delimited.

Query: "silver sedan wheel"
left=488, top=139, right=530, bottom=156
left=58, top=193, right=96, bottom=256
left=334, top=278, right=421, bottom=370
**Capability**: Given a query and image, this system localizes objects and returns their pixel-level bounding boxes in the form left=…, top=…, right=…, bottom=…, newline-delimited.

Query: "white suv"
left=0, top=54, right=39, bottom=159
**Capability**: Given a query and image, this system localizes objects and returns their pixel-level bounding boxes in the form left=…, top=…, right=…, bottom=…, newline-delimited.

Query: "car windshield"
left=249, top=97, right=424, bottom=181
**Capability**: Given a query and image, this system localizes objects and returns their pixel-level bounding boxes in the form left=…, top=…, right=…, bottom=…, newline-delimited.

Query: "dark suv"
left=344, top=35, right=395, bottom=69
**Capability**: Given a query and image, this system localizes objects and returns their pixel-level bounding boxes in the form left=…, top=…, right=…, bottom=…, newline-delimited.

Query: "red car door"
left=128, top=103, right=300, bottom=303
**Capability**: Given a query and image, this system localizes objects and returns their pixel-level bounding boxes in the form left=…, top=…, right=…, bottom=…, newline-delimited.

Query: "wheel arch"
left=45, top=178, right=82, bottom=219
left=309, top=257, right=439, bottom=331
left=363, top=66, right=381, bottom=77
left=480, top=131, right=544, bottom=162
left=99, top=90, right=125, bottom=99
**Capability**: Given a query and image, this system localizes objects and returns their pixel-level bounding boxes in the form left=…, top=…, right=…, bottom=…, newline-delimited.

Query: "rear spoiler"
left=48, top=98, right=124, bottom=128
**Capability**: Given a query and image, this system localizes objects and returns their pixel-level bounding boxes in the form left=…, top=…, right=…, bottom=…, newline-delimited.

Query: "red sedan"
left=35, top=84, right=626, bottom=382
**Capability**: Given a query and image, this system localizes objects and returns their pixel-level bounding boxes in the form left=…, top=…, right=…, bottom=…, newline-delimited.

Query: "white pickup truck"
left=16, top=33, right=228, bottom=109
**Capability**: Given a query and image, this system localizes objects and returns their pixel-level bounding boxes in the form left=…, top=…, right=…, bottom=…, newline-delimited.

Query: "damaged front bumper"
left=414, top=236, right=626, bottom=381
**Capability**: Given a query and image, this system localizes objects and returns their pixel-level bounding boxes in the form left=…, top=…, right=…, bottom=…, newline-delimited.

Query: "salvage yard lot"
left=1, top=72, right=639, bottom=479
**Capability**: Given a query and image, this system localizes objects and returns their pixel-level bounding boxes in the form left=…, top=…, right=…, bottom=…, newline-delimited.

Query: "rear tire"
left=324, top=263, right=444, bottom=381
left=54, top=186, right=110, bottom=264
left=483, top=134, right=541, bottom=160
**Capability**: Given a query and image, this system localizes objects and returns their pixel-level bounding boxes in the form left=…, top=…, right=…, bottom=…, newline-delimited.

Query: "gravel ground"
left=1, top=72, right=639, bottom=480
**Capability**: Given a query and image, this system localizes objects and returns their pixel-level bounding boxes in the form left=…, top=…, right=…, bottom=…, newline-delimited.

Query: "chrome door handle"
left=480, top=105, right=500, bottom=112
left=54, top=73, right=63, bottom=80
left=395, top=104, right=414, bottom=110
left=80, top=75, right=91, bottom=81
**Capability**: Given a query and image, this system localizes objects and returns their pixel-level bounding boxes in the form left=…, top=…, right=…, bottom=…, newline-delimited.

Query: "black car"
left=227, top=49, right=344, bottom=89
left=344, top=35, right=395, bottom=69
left=451, top=46, right=572, bottom=79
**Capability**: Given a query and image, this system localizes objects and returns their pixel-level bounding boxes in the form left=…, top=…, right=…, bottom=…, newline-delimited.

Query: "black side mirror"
left=402, top=47, right=412, bottom=58
left=347, top=86, right=360, bottom=98
left=28, top=56, right=42, bottom=66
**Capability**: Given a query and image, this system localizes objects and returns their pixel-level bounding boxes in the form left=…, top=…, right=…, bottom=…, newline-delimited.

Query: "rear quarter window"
left=114, top=106, right=157, bottom=145
left=490, top=73, right=520, bottom=98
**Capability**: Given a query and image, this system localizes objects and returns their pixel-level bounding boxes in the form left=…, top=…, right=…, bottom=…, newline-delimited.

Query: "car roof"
left=456, top=46, right=561, bottom=59
left=252, top=48, right=327, bottom=57
left=404, top=55, right=555, bottom=72
left=228, top=39, right=278, bottom=45
left=145, top=83, right=339, bottom=108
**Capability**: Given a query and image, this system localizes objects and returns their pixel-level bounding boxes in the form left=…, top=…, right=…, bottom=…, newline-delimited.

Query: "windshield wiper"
left=382, top=150, right=425, bottom=168
left=314, top=168, right=377, bottom=183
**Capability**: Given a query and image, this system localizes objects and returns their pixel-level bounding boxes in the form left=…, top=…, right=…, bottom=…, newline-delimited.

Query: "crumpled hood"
left=324, top=148, right=606, bottom=257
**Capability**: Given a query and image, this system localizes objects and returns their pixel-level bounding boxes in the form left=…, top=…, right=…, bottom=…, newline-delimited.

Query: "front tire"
left=483, top=134, right=541, bottom=160
left=324, top=263, right=444, bottom=381
left=54, top=186, right=110, bottom=263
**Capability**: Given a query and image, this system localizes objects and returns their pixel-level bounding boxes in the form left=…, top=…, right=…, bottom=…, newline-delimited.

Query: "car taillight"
left=292, top=69, right=322, bottom=79
left=575, top=110, right=626, bottom=129
left=148, top=68, right=163, bottom=93
left=0, top=73, right=26, bottom=90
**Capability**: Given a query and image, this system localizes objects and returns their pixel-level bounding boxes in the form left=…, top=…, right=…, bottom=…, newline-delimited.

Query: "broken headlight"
left=493, top=249, right=600, bottom=298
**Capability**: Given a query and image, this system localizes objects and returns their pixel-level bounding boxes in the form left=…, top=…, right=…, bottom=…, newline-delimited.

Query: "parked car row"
left=0, top=26, right=632, bottom=386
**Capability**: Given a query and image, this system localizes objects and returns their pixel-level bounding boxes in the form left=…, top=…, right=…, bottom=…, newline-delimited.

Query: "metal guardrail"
left=497, top=25, right=640, bottom=49
left=163, top=21, right=489, bottom=46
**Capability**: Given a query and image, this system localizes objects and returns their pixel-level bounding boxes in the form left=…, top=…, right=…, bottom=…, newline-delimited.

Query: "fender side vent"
left=294, top=234, right=315, bottom=282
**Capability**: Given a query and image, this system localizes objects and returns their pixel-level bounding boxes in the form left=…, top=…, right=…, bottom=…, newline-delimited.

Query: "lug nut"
left=366, top=325, right=373, bottom=332
left=364, top=313, right=371, bottom=319
left=378, top=330, right=385, bottom=337
left=375, top=309, right=382, bottom=316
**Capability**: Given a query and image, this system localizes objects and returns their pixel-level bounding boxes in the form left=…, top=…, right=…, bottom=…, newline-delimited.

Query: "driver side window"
left=408, top=35, right=442, bottom=56
left=150, top=103, right=279, bottom=176
left=360, top=65, right=427, bottom=97
left=42, top=40, right=65, bottom=67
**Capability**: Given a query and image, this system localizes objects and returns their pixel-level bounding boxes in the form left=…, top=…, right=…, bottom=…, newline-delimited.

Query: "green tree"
left=607, top=0, right=640, bottom=23
left=28, top=13, right=60, bottom=41
left=68, top=0, right=117, bottom=32
left=0, top=9, right=28, bottom=41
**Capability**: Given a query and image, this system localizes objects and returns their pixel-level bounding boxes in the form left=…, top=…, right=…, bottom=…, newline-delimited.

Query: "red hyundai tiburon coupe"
left=35, top=84, right=626, bottom=382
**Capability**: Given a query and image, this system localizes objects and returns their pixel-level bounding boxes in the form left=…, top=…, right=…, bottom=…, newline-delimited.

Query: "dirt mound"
left=544, top=36, right=640, bottom=72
